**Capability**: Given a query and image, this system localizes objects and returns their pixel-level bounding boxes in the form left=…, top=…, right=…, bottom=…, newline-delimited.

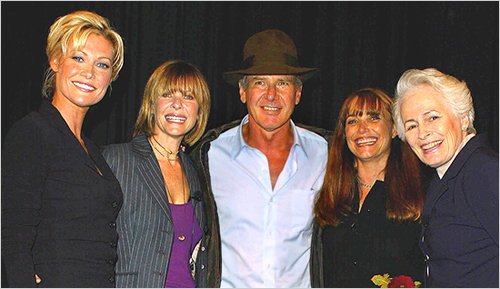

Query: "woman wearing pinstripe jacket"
left=103, top=60, right=220, bottom=287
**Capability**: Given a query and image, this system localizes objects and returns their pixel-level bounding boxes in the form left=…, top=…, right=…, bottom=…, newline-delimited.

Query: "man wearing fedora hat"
left=191, top=29, right=330, bottom=287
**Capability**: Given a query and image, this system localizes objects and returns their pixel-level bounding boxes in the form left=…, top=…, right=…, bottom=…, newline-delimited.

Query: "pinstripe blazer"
left=102, top=134, right=210, bottom=288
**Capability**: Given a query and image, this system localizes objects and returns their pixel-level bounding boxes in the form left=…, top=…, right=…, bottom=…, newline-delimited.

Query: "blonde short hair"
left=133, top=60, right=211, bottom=146
left=42, top=10, right=124, bottom=98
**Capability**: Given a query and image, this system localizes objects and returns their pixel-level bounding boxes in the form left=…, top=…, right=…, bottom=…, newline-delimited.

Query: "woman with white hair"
left=392, top=68, right=498, bottom=287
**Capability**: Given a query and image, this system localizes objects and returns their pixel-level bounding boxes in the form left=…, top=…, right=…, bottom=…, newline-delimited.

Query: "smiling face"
left=345, top=107, right=396, bottom=164
left=239, top=75, right=302, bottom=132
left=400, top=84, right=469, bottom=168
left=50, top=33, right=114, bottom=110
left=153, top=90, right=199, bottom=141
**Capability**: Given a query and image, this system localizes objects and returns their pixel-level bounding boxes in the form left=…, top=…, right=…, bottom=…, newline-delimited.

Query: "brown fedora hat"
left=223, top=29, right=318, bottom=86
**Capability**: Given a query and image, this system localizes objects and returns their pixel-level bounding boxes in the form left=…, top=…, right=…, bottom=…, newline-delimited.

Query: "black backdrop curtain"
left=0, top=1, right=498, bottom=287
left=2, top=1, right=498, bottom=151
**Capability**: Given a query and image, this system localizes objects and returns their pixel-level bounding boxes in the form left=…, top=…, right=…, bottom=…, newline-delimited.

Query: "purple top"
left=165, top=200, right=202, bottom=288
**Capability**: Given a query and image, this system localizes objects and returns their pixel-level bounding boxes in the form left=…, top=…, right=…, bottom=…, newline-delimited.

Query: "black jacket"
left=421, top=134, right=498, bottom=287
left=1, top=100, right=123, bottom=287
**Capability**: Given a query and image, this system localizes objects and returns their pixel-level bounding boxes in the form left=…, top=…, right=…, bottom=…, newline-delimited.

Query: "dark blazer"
left=102, top=135, right=214, bottom=287
left=421, top=134, right=499, bottom=287
left=1, top=100, right=123, bottom=288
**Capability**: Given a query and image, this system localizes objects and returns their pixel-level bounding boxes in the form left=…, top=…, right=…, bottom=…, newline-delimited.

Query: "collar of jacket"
left=422, top=134, right=490, bottom=221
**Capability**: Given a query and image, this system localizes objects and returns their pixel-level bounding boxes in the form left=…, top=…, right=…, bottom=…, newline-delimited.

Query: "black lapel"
left=38, top=100, right=105, bottom=175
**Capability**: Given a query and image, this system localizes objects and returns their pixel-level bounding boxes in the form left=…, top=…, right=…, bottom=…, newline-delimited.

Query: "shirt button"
left=109, top=222, right=116, bottom=228
left=201, top=246, right=206, bottom=252
left=109, top=276, right=115, bottom=283
left=201, top=264, right=205, bottom=270
left=112, top=201, right=118, bottom=208
left=353, top=261, right=357, bottom=266
left=107, top=259, right=114, bottom=265
left=109, top=242, right=117, bottom=248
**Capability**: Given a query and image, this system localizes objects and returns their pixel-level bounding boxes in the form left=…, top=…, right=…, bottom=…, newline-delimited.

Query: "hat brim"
left=223, top=64, right=318, bottom=86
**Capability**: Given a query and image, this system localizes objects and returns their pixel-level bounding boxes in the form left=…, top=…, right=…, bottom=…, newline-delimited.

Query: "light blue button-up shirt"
left=208, top=115, right=328, bottom=288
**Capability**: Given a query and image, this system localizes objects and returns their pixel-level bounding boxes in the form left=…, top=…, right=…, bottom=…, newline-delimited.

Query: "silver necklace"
left=356, top=177, right=373, bottom=188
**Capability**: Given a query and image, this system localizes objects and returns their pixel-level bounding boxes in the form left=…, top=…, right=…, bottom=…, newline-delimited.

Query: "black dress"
left=322, top=181, right=424, bottom=288
left=1, top=100, right=123, bottom=287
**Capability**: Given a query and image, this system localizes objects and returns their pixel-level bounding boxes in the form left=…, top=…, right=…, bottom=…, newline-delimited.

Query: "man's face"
left=239, top=75, right=302, bottom=132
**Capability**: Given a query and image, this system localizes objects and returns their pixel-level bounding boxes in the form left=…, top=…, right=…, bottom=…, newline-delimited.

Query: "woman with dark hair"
left=311, top=88, right=425, bottom=287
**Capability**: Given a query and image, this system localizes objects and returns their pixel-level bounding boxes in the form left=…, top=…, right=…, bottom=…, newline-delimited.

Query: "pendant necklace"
left=174, top=175, right=188, bottom=241
left=164, top=159, right=187, bottom=241
left=150, top=137, right=191, bottom=242
left=172, top=176, right=193, bottom=242
left=164, top=153, right=188, bottom=242
left=150, top=140, right=166, bottom=158
left=152, top=135, right=179, bottom=162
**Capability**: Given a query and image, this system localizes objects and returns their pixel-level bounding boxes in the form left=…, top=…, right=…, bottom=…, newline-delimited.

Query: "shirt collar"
left=436, top=133, right=476, bottom=179
left=231, top=114, right=306, bottom=159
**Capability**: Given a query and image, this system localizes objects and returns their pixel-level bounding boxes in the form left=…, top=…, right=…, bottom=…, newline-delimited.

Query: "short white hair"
left=392, top=68, right=475, bottom=141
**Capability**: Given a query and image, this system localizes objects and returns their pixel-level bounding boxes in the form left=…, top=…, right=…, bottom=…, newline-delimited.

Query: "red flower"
left=388, top=275, right=416, bottom=288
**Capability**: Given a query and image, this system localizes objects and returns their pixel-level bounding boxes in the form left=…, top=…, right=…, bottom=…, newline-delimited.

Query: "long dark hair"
left=314, top=88, right=424, bottom=226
